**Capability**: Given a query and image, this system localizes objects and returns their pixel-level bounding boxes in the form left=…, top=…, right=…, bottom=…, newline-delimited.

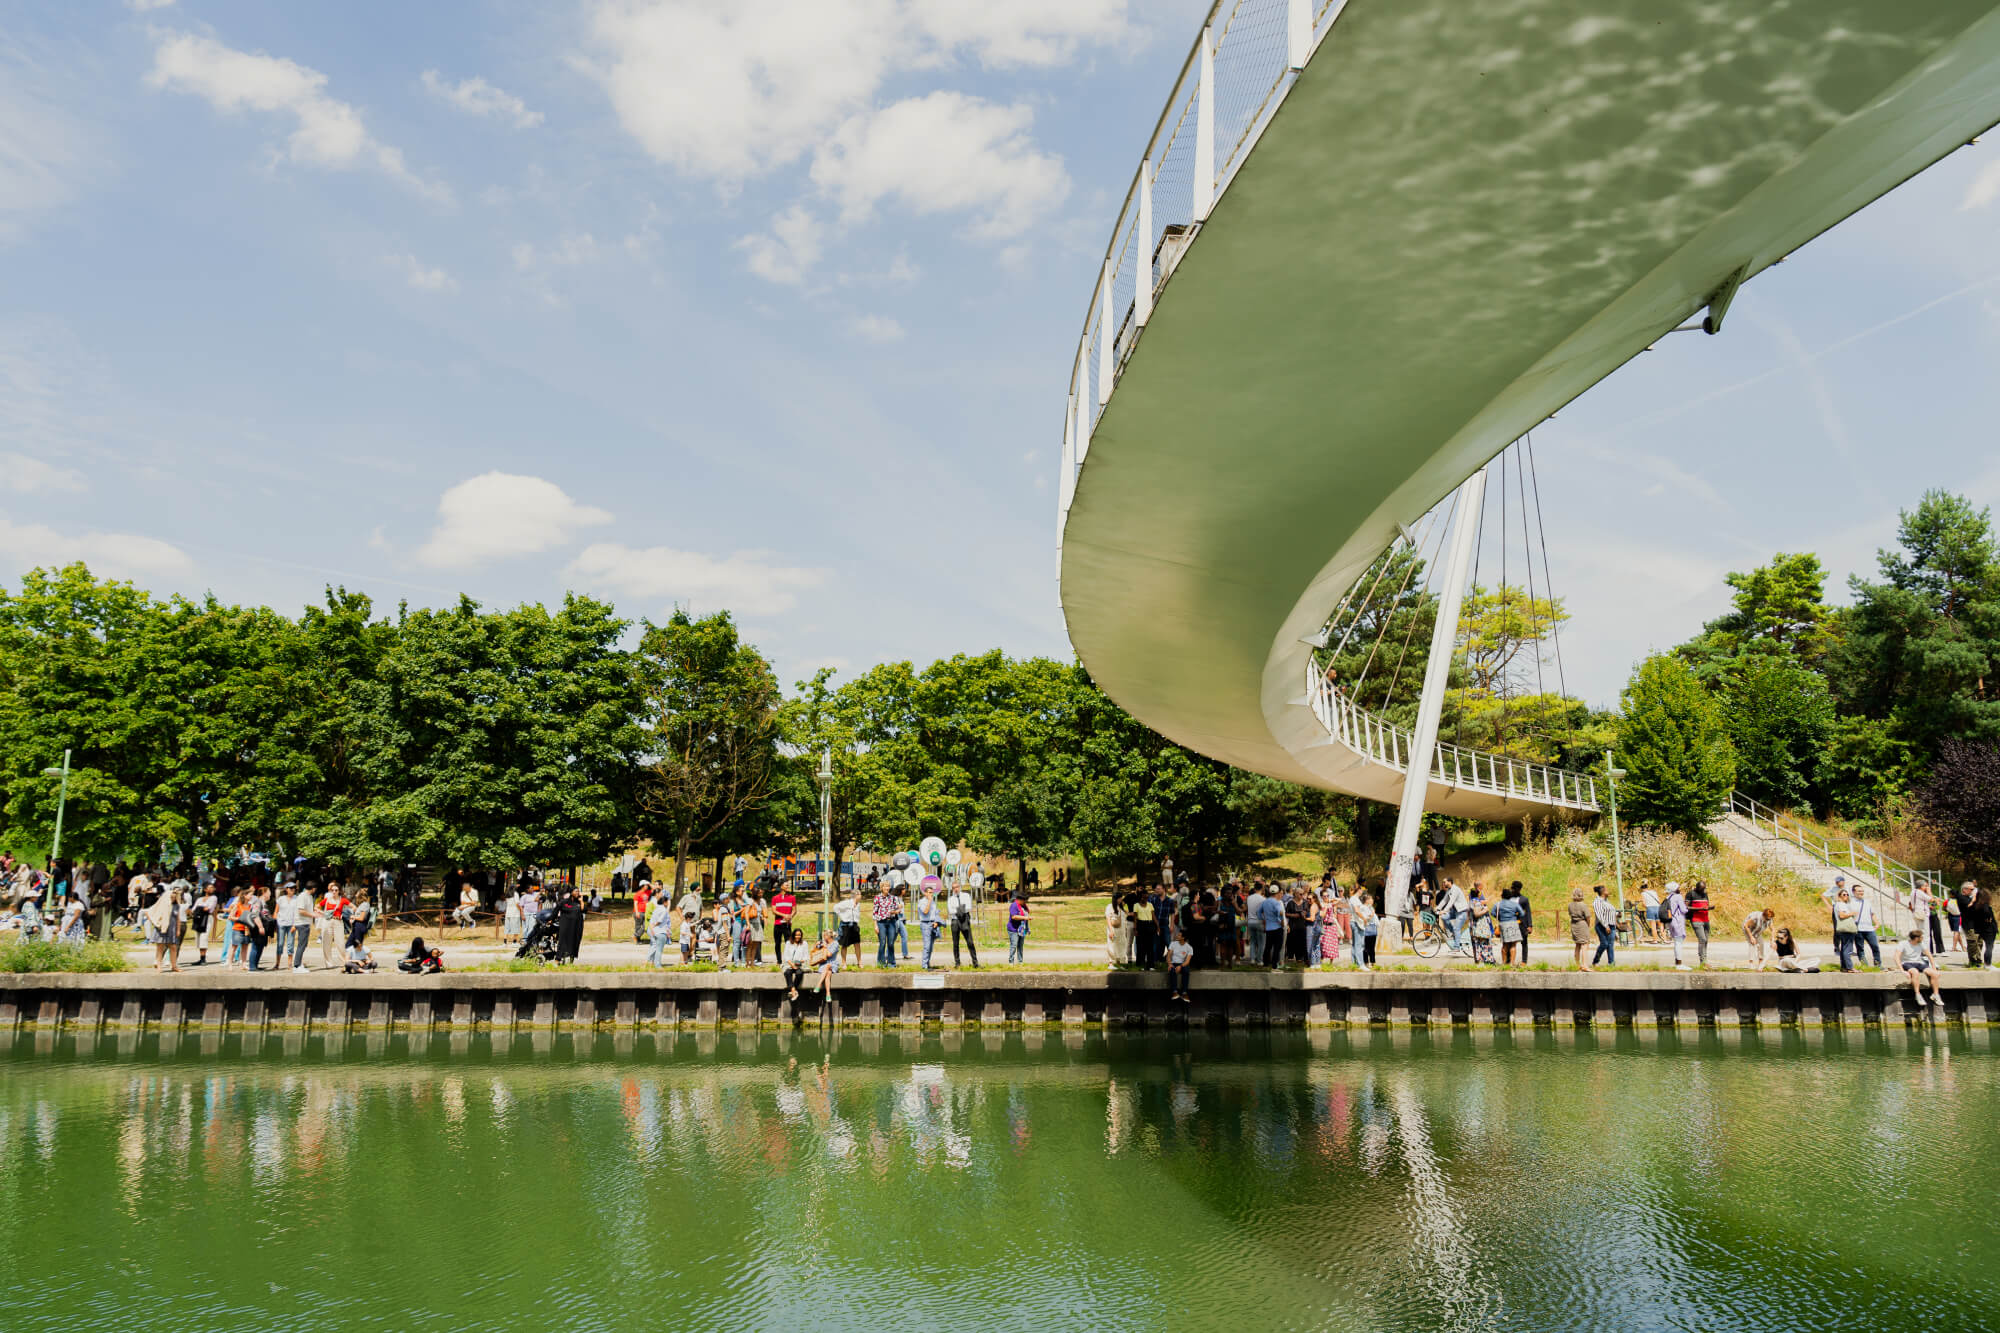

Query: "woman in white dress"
left=502, top=887, right=523, bottom=942
left=1105, top=894, right=1126, bottom=967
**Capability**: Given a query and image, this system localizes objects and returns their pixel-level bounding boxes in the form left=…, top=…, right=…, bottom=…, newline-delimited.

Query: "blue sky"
left=3, top=0, right=1998, bottom=709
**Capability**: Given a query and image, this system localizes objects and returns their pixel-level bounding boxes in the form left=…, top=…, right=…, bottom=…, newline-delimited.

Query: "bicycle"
left=1410, top=908, right=1470, bottom=959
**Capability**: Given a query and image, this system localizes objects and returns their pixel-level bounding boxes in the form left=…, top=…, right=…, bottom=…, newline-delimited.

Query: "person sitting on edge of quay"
left=811, top=928, right=840, bottom=1001
left=1744, top=907, right=1775, bottom=970
left=1166, top=927, right=1194, bottom=1003
left=834, top=886, right=864, bottom=970
left=1900, top=928, right=1945, bottom=1008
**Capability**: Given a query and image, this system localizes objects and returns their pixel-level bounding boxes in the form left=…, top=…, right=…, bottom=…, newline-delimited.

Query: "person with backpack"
left=1665, top=882, right=1690, bottom=970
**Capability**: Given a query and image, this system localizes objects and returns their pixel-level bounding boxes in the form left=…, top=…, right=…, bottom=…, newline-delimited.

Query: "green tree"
left=1616, top=654, right=1736, bottom=835
left=1720, top=654, right=1833, bottom=809
left=1829, top=490, right=2000, bottom=775
left=635, top=609, right=780, bottom=892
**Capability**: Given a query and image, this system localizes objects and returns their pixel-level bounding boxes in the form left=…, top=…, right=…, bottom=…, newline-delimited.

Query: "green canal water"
left=0, top=1026, right=1992, bottom=1332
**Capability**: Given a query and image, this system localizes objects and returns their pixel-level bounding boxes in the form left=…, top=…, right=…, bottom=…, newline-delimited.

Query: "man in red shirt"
left=772, top=883, right=797, bottom=944
left=632, top=882, right=651, bottom=943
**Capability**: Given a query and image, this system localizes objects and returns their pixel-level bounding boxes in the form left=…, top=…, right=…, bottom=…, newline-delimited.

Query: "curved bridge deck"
left=1057, top=0, right=2000, bottom=802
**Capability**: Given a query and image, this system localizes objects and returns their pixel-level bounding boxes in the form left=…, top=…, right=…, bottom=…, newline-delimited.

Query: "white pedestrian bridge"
left=1057, top=0, right=2000, bottom=822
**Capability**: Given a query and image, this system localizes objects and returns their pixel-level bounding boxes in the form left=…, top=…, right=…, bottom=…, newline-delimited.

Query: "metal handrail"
left=1303, top=661, right=1600, bottom=812
left=1059, top=0, right=1346, bottom=539
left=1720, top=790, right=1941, bottom=936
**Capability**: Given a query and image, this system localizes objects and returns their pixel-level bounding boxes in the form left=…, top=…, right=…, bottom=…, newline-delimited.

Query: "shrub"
left=1618, top=654, right=1737, bottom=834
left=0, top=938, right=130, bottom=973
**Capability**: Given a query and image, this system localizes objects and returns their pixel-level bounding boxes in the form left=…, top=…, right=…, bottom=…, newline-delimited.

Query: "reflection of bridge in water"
left=1055, top=0, right=2000, bottom=893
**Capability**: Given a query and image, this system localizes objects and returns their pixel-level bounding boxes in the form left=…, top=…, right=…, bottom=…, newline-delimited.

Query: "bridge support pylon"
left=1385, top=466, right=1488, bottom=941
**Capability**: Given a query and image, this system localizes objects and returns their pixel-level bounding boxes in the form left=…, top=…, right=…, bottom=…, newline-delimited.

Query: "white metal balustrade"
left=1058, top=0, right=1347, bottom=544
left=1715, top=791, right=1942, bottom=940
left=1304, top=662, right=1601, bottom=814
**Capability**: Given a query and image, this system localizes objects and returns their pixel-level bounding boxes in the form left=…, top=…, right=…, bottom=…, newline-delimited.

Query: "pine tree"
left=1617, top=655, right=1736, bottom=835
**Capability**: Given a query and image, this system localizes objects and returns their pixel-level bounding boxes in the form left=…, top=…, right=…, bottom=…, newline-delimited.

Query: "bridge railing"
left=1060, top=0, right=1349, bottom=543
left=1304, top=661, right=1602, bottom=813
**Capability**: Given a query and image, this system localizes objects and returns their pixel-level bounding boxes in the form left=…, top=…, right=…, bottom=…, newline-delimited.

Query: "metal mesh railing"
left=1304, top=661, right=1602, bottom=813
left=1060, top=0, right=1337, bottom=532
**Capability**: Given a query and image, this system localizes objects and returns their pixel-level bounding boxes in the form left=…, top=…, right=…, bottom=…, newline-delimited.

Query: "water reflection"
left=0, top=1029, right=1994, bottom=1332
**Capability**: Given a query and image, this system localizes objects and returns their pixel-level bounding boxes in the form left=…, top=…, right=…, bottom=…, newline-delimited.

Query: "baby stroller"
left=515, top=907, right=560, bottom=962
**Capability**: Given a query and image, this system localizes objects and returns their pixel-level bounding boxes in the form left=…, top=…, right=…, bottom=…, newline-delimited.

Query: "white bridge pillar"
left=1384, top=467, right=1487, bottom=935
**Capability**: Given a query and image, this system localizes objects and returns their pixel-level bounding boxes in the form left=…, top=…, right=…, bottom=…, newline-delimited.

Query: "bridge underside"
left=1059, top=0, right=2000, bottom=806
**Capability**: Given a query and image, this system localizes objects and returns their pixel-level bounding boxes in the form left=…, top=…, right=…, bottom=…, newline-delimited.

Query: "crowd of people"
left=4, top=847, right=1991, bottom=989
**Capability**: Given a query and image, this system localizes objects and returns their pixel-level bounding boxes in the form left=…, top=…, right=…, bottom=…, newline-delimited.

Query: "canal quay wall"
left=3, top=970, right=1997, bottom=1034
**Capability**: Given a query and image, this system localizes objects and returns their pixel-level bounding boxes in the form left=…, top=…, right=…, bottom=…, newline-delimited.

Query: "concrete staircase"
left=1707, top=793, right=1941, bottom=939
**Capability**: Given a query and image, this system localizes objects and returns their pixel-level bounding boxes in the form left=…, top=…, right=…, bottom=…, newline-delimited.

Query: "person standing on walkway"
left=1260, top=887, right=1286, bottom=968
left=1007, top=889, right=1031, bottom=964
left=503, top=885, right=524, bottom=944
left=1961, top=881, right=1997, bottom=969
left=1851, top=885, right=1881, bottom=969
left=1133, top=891, right=1158, bottom=968
left=1495, top=886, right=1524, bottom=965
left=918, top=886, right=944, bottom=970
left=1833, top=887, right=1861, bottom=972
left=1567, top=887, right=1594, bottom=972
left=1687, top=882, right=1713, bottom=969
left=1105, top=895, right=1125, bottom=967
left=143, top=881, right=181, bottom=973
left=646, top=890, right=674, bottom=968
left=631, top=880, right=651, bottom=944
left=947, top=880, right=979, bottom=969
left=1514, top=882, right=1534, bottom=963
left=188, top=885, right=216, bottom=966
left=1591, top=885, right=1618, bottom=967
left=1348, top=884, right=1376, bottom=970
left=318, top=882, right=348, bottom=969
left=1744, top=907, right=1774, bottom=969
left=1946, top=887, right=1965, bottom=955
left=1665, top=882, right=1689, bottom=970
left=872, top=881, right=901, bottom=969
left=1640, top=880, right=1662, bottom=943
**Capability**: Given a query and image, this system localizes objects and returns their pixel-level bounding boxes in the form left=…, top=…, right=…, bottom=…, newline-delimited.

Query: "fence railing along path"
left=1711, top=792, right=1943, bottom=941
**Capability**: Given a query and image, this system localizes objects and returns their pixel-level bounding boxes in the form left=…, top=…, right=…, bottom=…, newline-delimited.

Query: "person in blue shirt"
left=1494, top=886, right=1525, bottom=965
left=1260, top=888, right=1286, bottom=967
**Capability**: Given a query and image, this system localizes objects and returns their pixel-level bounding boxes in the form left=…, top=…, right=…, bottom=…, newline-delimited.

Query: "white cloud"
left=0, top=518, right=192, bottom=579
left=0, top=452, right=87, bottom=494
left=848, top=313, right=905, bottom=344
left=736, top=204, right=821, bottom=284
left=511, top=233, right=601, bottom=270
left=568, top=542, right=828, bottom=616
left=0, top=43, right=94, bottom=243
left=420, top=70, right=543, bottom=129
left=127, top=0, right=177, bottom=10
left=584, top=0, right=1116, bottom=267
left=1963, top=158, right=2000, bottom=211
left=415, top=472, right=612, bottom=569
left=146, top=32, right=451, bottom=202
left=388, top=253, right=456, bottom=292
left=811, top=92, right=1067, bottom=239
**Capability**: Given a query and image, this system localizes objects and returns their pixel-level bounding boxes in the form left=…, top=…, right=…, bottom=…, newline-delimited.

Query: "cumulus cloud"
left=415, top=472, right=612, bottom=569
left=567, top=542, right=828, bottom=616
left=848, top=314, right=904, bottom=343
left=0, top=451, right=87, bottom=494
left=585, top=0, right=1121, bottom=278
left=420, top=69, right=543, bottom=128
left=735, top=205, right=821, bottom=284
left=146, top=32, right=450, bottom=202
left=0, top=518, right=192, bottom=579
left=388, top=253, right=455, bottom=292
left=811, top=91, right=1067, bottom=239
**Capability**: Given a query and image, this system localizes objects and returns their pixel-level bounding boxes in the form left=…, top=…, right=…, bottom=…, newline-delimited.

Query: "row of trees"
left=1613, top=489, right=2000, bottom=859
left=0, top=564, right=1356, bottom=888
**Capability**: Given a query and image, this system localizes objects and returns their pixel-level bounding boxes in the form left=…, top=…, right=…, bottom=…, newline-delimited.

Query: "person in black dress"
left=554, top=890, right=586, bottom=964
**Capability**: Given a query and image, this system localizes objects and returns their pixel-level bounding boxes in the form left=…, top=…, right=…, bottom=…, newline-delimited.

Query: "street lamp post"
left=42, top=750, right=71, bottom=868
left=1604, top=749, right=1629, bottom=917
left=817, top=748, right=834, bottom=935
